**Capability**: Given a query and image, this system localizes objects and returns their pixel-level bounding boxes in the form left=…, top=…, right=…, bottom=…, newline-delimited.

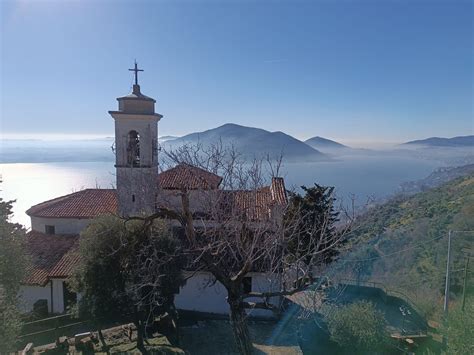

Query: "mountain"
left=158, top=135, right=179, bottom=142
left=403, top=135, right=474, bottom=147
left=304, top=136, right=349, bottom=150
left=162, top=123, right=326, bottom=161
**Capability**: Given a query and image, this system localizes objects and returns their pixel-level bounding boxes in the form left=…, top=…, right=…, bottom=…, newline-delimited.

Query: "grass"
left=88, top=324, right=184, bottom=354
left=29, top=319, right=301, bottom=354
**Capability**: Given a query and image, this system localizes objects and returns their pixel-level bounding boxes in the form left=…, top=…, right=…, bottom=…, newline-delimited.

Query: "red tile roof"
left=270, top=177, right=288, bottom=205
left=26, top=189, right=118, bottom=218
left=223, top=188, right=272, bottom=221
left=222, top=178, right=287, bottom=221
left=24, top=231, right=79, bottom=286
left=22, top=178, right=286, bottom=285
left=26, top=168, right=285, bottom=222
left=158, top=163, right=222, bottom=190
left=48, top=245, right=81, bottom=279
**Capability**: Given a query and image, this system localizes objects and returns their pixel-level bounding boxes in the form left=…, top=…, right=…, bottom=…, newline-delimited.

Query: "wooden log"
left=21, top=342, right=34, bottom=355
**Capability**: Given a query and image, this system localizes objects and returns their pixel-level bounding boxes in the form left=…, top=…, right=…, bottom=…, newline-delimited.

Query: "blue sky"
left=1, top=0, right=472, bottom=145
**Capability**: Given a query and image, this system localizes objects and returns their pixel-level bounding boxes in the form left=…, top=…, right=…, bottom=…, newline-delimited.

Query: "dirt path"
left=179, top=320, right=302, bottom=355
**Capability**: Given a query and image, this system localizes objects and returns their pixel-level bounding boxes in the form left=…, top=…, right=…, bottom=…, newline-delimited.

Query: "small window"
left=132, top=194, right=136, bottom=202
left=242, top=277, right=252, bottom=294
left=45, top=225, right=55, bottom=235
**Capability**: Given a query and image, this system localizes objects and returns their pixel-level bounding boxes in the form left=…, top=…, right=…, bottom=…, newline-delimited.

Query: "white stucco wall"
left=51, top=279, right=65, bottom=313
left=19, top=284, right=52, bottom=313
left=19, top=279, right=66, bottom=314
left=158, top=189, right=218, bottom=214
left=31, top=216, right=91, bottom=235
left=175, top=272, right=281, bottom=318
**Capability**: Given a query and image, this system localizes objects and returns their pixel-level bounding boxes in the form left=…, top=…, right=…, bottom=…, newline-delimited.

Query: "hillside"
left=339, top=174, right=474, bottom=317
left=305, top=136, right=348, bottom=150
left=403, top=135, right=474, bottom=147
left=162, top=123, right=326, bottom=161
left=399, top=164, right=474, bottom=195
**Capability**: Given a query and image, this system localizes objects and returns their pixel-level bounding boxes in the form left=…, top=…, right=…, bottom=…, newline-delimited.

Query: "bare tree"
left=129, top=142, right=353, bottom=355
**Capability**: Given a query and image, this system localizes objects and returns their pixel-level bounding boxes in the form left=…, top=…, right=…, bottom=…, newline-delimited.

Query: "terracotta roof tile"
left=24, top=231, right=79, bottom=286
left=158, top=163, right=222, bottom=190
left=270, top=177, right=288, bottom=204
left=222, top=179, right=287, bottom=221
left=26, top=189, right=118, bottom=218
left=25, top=169, right=285, bottom=222
left=48, top=244, right=81, bottom=279
left=223, top=188, right=271, bottom=221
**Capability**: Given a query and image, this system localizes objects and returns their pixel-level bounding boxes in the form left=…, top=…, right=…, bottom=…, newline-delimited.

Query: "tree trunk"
left=134, top=309, right=147, bottom=354
left=97, top=328, right=108, bottom=353
left=170, top=303, right=180, bottom=346
left=228, top=295, right=253, bottom=355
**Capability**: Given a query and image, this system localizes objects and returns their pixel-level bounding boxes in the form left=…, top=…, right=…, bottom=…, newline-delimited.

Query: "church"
left=20, top=64, right=288, bottom=318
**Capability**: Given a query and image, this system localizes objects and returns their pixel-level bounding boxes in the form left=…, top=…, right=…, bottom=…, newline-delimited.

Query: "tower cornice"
left=108, top=111, right=163, bottom=120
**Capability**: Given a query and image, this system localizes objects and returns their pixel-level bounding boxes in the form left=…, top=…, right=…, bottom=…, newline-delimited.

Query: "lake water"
left=0, top=154, right=442, bottom=228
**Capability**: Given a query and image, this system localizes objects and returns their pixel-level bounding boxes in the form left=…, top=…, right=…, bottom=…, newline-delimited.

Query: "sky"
left=1, top=0, right=472, bottom=145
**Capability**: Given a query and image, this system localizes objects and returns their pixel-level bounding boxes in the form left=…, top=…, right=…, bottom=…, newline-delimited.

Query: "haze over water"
left=0, top=147, right=443, bottom=228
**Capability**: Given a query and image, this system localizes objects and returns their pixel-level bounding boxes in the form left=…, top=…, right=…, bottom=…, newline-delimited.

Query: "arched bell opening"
left=127, top=130, right=141, bottom=167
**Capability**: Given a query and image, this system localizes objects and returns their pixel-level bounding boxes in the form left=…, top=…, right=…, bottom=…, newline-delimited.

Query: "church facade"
left=20, top=65, right=287, bottom=318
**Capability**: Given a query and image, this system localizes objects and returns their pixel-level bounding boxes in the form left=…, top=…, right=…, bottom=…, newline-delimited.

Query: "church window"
left=132, top=194, right=136, bottom=202
left=127, top=130, right=140, bottom=167
left=45, top=225, right=55, bottom=235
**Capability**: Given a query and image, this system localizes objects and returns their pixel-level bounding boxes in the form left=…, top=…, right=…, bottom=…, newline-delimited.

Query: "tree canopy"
left=285, top=184, right=341, bottom=265
left=70, top=214, right=184, bottom=350
left=0, top=185, right=28, bottom=352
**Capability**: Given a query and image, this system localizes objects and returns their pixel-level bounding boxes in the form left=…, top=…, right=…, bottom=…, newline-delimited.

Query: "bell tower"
left=108, top=62, right=162, bottom=217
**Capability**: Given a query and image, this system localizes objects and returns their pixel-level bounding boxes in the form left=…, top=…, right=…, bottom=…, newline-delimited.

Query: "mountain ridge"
left=403, top=135, right=474, bottom=147
left=162, top=123, right=327, bottom=161
left=305, top=136, right=348, bottom=150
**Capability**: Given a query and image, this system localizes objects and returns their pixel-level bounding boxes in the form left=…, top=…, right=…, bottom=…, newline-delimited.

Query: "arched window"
left=127, top=130, right=140, bottom=167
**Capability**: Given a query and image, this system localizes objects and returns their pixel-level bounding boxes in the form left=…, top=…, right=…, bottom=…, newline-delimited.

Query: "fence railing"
left=337, top=278, right=426, bottom=318
left=19, top=313, right=90, bottom=339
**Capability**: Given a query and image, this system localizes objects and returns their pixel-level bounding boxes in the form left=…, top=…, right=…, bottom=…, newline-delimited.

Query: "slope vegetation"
left=342, top=174, right=474, bottom=317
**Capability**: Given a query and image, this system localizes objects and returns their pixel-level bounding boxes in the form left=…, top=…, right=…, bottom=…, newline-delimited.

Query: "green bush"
left=325, top=300, right=387, bottom=352
left=441, top=297, right=474, bottom=355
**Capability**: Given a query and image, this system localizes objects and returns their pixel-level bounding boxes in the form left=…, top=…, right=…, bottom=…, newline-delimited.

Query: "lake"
left=0, top=153, right=442, bottom=228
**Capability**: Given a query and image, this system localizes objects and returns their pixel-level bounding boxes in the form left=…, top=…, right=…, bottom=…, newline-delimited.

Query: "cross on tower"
left=129, top=61, right=144, bottom=86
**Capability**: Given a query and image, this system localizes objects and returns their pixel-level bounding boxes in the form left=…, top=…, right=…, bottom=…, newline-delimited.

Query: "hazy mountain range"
left=1, top=123, right=472, bottom=164
left=162, top=124, right=473, bottom=160
left=403, top=135, right=474, bottom=147
left=162, top=123, right=329, bottom=161
left=158, top=135, right=179, bottom=142
left=304, top=136, right=349, bottom=150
